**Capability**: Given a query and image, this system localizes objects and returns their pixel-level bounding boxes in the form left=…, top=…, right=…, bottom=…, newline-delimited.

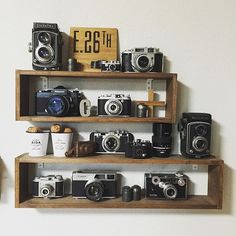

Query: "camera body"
left=91, top=60, right=121, bottom=72
left=125, top=139, right=152, bottom=159
left=35, top=86, right=83, bottom=117
left=178, top=113, right=212, bottom=158
left=30, top=22, right=62, bottom=70
left=32, top=175, right=64, bottom=198
left=90, top=130, right=134, bottom=154
left=152, top=123, right=172, bottom=157
left=122, top=47, right=163, bottom=72
left=72, top=171, right=118, bottom=201
left=98, top=94, right=131, bottom=117
left=145, top=172, right=188, bottom=200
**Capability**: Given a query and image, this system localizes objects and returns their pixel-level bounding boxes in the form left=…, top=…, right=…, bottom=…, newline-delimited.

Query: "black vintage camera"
left=90, top=130, right=134, bottom=154
left=98, top=94, right=131, bottom=117
left=125, top=139, right=152, bottom=159
left=72, top=171, right=118, bottom=201
left=178, top=113, right=212, bottom=158
left=35, top=86, right=83, bottom=116
left=29, top=22, right=62, bottom=70
left=145, top=172, right=188, bottom=200
left=32, top=175, right=64, bottom=198
left=91, top=60, right=121, bottom=72
left=122, top=47, right=163, bottom=72
left=152, top=123, right=172, bottom=157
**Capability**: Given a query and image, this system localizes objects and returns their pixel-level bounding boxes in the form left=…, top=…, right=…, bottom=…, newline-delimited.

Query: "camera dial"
left=192, top=136, right=208, bottom=152
left=152, top=176, right=161, bottom=185
left=85, top=180, right=104, bottom=201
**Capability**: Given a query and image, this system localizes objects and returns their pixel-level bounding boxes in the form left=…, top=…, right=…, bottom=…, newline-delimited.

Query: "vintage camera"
left=91, top=60, right=121, bottom=72
left=32, top=175, right=64, bottom=198
left=35, top=86, right=83, bottom=116
left=125, top=139, right=152, bottom=158
left=72, top=171, right=118, bottom=201
left=90, top=130, right=134, bottom=154
left=152, top=123, right=172, bottom=157
left=98, top=94, right=131, bottom=117
left=178, top=113, right=212, bottom=158
left=29, top=22, right=62, bottom=70
left=122, top=47, right=163, bottom=72
left=145, top=172, right=188, bottom=200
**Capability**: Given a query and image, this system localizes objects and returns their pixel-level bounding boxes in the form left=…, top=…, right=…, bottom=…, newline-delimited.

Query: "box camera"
left=121, top=47, right=163, bottom=72
left=35, top=86, right=83, bottom=117
left=91, top=60, right=121, bottom=72
left=32, top=175, right=64, bottom=198
left=98, top=94, right=131, bottom=117
left=72, top=171, right=118, bottom=201
left=145, top=172, right=188, bottom=200
left=125, top=139, right=152, bottom=159
left=29, top=22, right=62, bottom=70
left=90, top=130, right=134, bottom=154
left=178, top=113, right=212, bottom=158
left=152, top=123, right=172, bottom=157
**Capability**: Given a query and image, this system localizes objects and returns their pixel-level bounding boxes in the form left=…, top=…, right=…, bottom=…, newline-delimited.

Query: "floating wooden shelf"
left=15, top=70, right=177, bottom=123
left=15, top=154, right=223, bottom=209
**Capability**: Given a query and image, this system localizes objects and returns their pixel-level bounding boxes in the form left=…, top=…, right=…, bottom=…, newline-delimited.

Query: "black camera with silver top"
left=125, top=139, right=152, bottom=159
left=98, top=94, right=131, bottom=117
left=90, top=130, right=134, bottom=154
left=35, top=86, right=83, bottom=117
left=72, top=171, right=118, bottom=201
left=178, top=112, right=212, bottom=158
left=145, top=172, right=188, bottom=200
left=32, top=175, right=64, bottom=198
left=122, top=47, right=163, bottom=72
left=29, top=22, right=62, bottom=70
left=91, top=60, right=121, bottom=72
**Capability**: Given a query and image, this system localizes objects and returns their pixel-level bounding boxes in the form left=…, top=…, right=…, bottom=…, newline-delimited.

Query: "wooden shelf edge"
left=15, top=153, right=224, bottom=165
left=17, top=195, right=220, bottom=209
left=16, top=70, right=177, bottom=79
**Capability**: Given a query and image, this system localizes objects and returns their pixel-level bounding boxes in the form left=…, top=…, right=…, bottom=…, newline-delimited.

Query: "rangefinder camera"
left=145, top=172, right=188, bottom=200
left=91, top=60, right=121, bottom=72
left=98, top=94, right=131, bottom=117
left=35, top=86, right=83, bottom=116
left=72, top=171, right=118, bottom=201
left=90, top=130, right=134, bottom=154
left=122, top=47, right=163, bottom=72
left=125, top=139, right=152, bottom=159
left=32, top=175, right=64, bottom=198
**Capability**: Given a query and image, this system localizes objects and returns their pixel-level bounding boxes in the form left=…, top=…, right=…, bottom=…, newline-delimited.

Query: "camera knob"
left=28, top=42, right=32, bottom=53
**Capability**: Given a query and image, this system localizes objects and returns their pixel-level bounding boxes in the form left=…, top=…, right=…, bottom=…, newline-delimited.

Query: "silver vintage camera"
left=32, top=175, right=64, bottom=198
left=91, top=60, right=121, bottom=72
left=122, top=47, right=163, bottom=72
left=145, top=172, right=188, bottom=200
left=72, top=171, right=118, bottom=201
left=97, top=94, right=131, bottom=117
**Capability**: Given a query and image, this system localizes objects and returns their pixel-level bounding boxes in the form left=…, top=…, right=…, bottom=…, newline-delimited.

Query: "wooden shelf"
left=18, top=195, right=218, bottom=209
left=15, top=70, right=177, bottom=123
left=15, top=154, right=223, bottom=209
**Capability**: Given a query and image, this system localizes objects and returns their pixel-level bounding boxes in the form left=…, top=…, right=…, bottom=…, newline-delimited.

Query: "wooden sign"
left=69, top=27, right=118, bottom=71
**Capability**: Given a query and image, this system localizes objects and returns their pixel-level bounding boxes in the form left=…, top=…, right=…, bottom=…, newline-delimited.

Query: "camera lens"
left=137, top=55, right=149, bottom=68
left=163, top=184, right=177, bottom=199
left=105, top=100, right=123, bottom=116
left=38, top=32, right=51, bottom=44
left=192, top=136, right=208, bottom=152
left=102, top=135, right=120, bottom=152
left=109, top=64, right=117, bottom=71
left=85, top=181, right=104, bottom=202
left=40, top=184, right=53, bottom=197
left=195, top=124, right=208, bottom=136
left=36, top=46, right=54, bottom=63
left=46, top=96, right=70, bottom=116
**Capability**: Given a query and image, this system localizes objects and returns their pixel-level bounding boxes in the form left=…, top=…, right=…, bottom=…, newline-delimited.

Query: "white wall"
left=0, top=0, right=236, bottom=235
